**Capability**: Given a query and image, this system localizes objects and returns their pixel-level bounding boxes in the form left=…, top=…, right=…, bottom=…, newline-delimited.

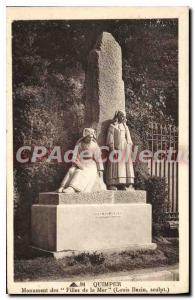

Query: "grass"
left=14, top=237, right=179, bottom=281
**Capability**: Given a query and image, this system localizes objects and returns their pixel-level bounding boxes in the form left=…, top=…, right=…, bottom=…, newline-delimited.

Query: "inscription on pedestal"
left=95, top=211, right=121, bottom=218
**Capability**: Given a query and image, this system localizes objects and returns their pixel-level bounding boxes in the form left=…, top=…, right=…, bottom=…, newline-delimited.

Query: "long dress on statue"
left=106, top=122, right=135, bottom=186
left=60, top=139, right=106, bottom=192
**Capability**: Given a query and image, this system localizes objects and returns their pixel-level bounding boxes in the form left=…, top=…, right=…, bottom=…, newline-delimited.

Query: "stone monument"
left=31, top=32, right=156, bottom=257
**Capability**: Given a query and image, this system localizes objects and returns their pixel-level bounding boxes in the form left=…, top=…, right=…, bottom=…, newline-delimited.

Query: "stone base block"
left=39, top=190, right=146, bottom=205
left=32, top=191, right=153, bottom=252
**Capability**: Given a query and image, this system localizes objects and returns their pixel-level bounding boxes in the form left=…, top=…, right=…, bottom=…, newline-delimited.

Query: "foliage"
left=74, top=251, right=105, bottom=266
left=135, top=175, right=168, bottom=224
left=146, top=176, right=168, bottom=223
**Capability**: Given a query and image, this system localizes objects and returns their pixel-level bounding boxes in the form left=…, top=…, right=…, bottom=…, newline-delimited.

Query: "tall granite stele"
left=31, top=32, right=156, bottom=258
left=85, top=32, right=125, bottom=145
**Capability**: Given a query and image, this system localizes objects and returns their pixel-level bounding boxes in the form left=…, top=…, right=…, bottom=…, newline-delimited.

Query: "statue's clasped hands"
left=99, top=170, right=103, bottom=178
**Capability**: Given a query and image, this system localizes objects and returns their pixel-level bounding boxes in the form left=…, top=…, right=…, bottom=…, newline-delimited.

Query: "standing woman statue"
left=106, top=111, right=135, bottom=190
left=58, top=128, right=106, bottom=193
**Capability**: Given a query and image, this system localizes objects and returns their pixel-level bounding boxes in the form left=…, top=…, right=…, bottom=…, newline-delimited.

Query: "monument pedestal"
left=31, top=191, right=156, bottom=255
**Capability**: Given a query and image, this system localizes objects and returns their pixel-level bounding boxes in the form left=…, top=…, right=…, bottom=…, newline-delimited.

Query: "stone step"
left=30, top=243, right=157, bottom=259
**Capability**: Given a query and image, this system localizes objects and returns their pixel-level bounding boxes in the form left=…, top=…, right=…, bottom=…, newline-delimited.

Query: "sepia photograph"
left=6, top=6, right=189, bottom=294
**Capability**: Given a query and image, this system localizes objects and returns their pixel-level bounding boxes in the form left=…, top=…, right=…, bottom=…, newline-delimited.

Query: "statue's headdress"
left=82, top=128, right=96, bottom=139
left=113, top=110, right=126, bottom=122
left=75, top=128, right=97, bottom=146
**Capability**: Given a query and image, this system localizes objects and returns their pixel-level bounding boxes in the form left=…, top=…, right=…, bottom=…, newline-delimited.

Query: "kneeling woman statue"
left=58, top=128, right=106, bottom=194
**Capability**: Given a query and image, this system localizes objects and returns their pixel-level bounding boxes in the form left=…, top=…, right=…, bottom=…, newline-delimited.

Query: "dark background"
left=12, top=19, right=178, bottom=240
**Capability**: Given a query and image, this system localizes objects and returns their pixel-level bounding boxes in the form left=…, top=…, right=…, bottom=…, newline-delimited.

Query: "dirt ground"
left=14, top=238, right=179, bottom=282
